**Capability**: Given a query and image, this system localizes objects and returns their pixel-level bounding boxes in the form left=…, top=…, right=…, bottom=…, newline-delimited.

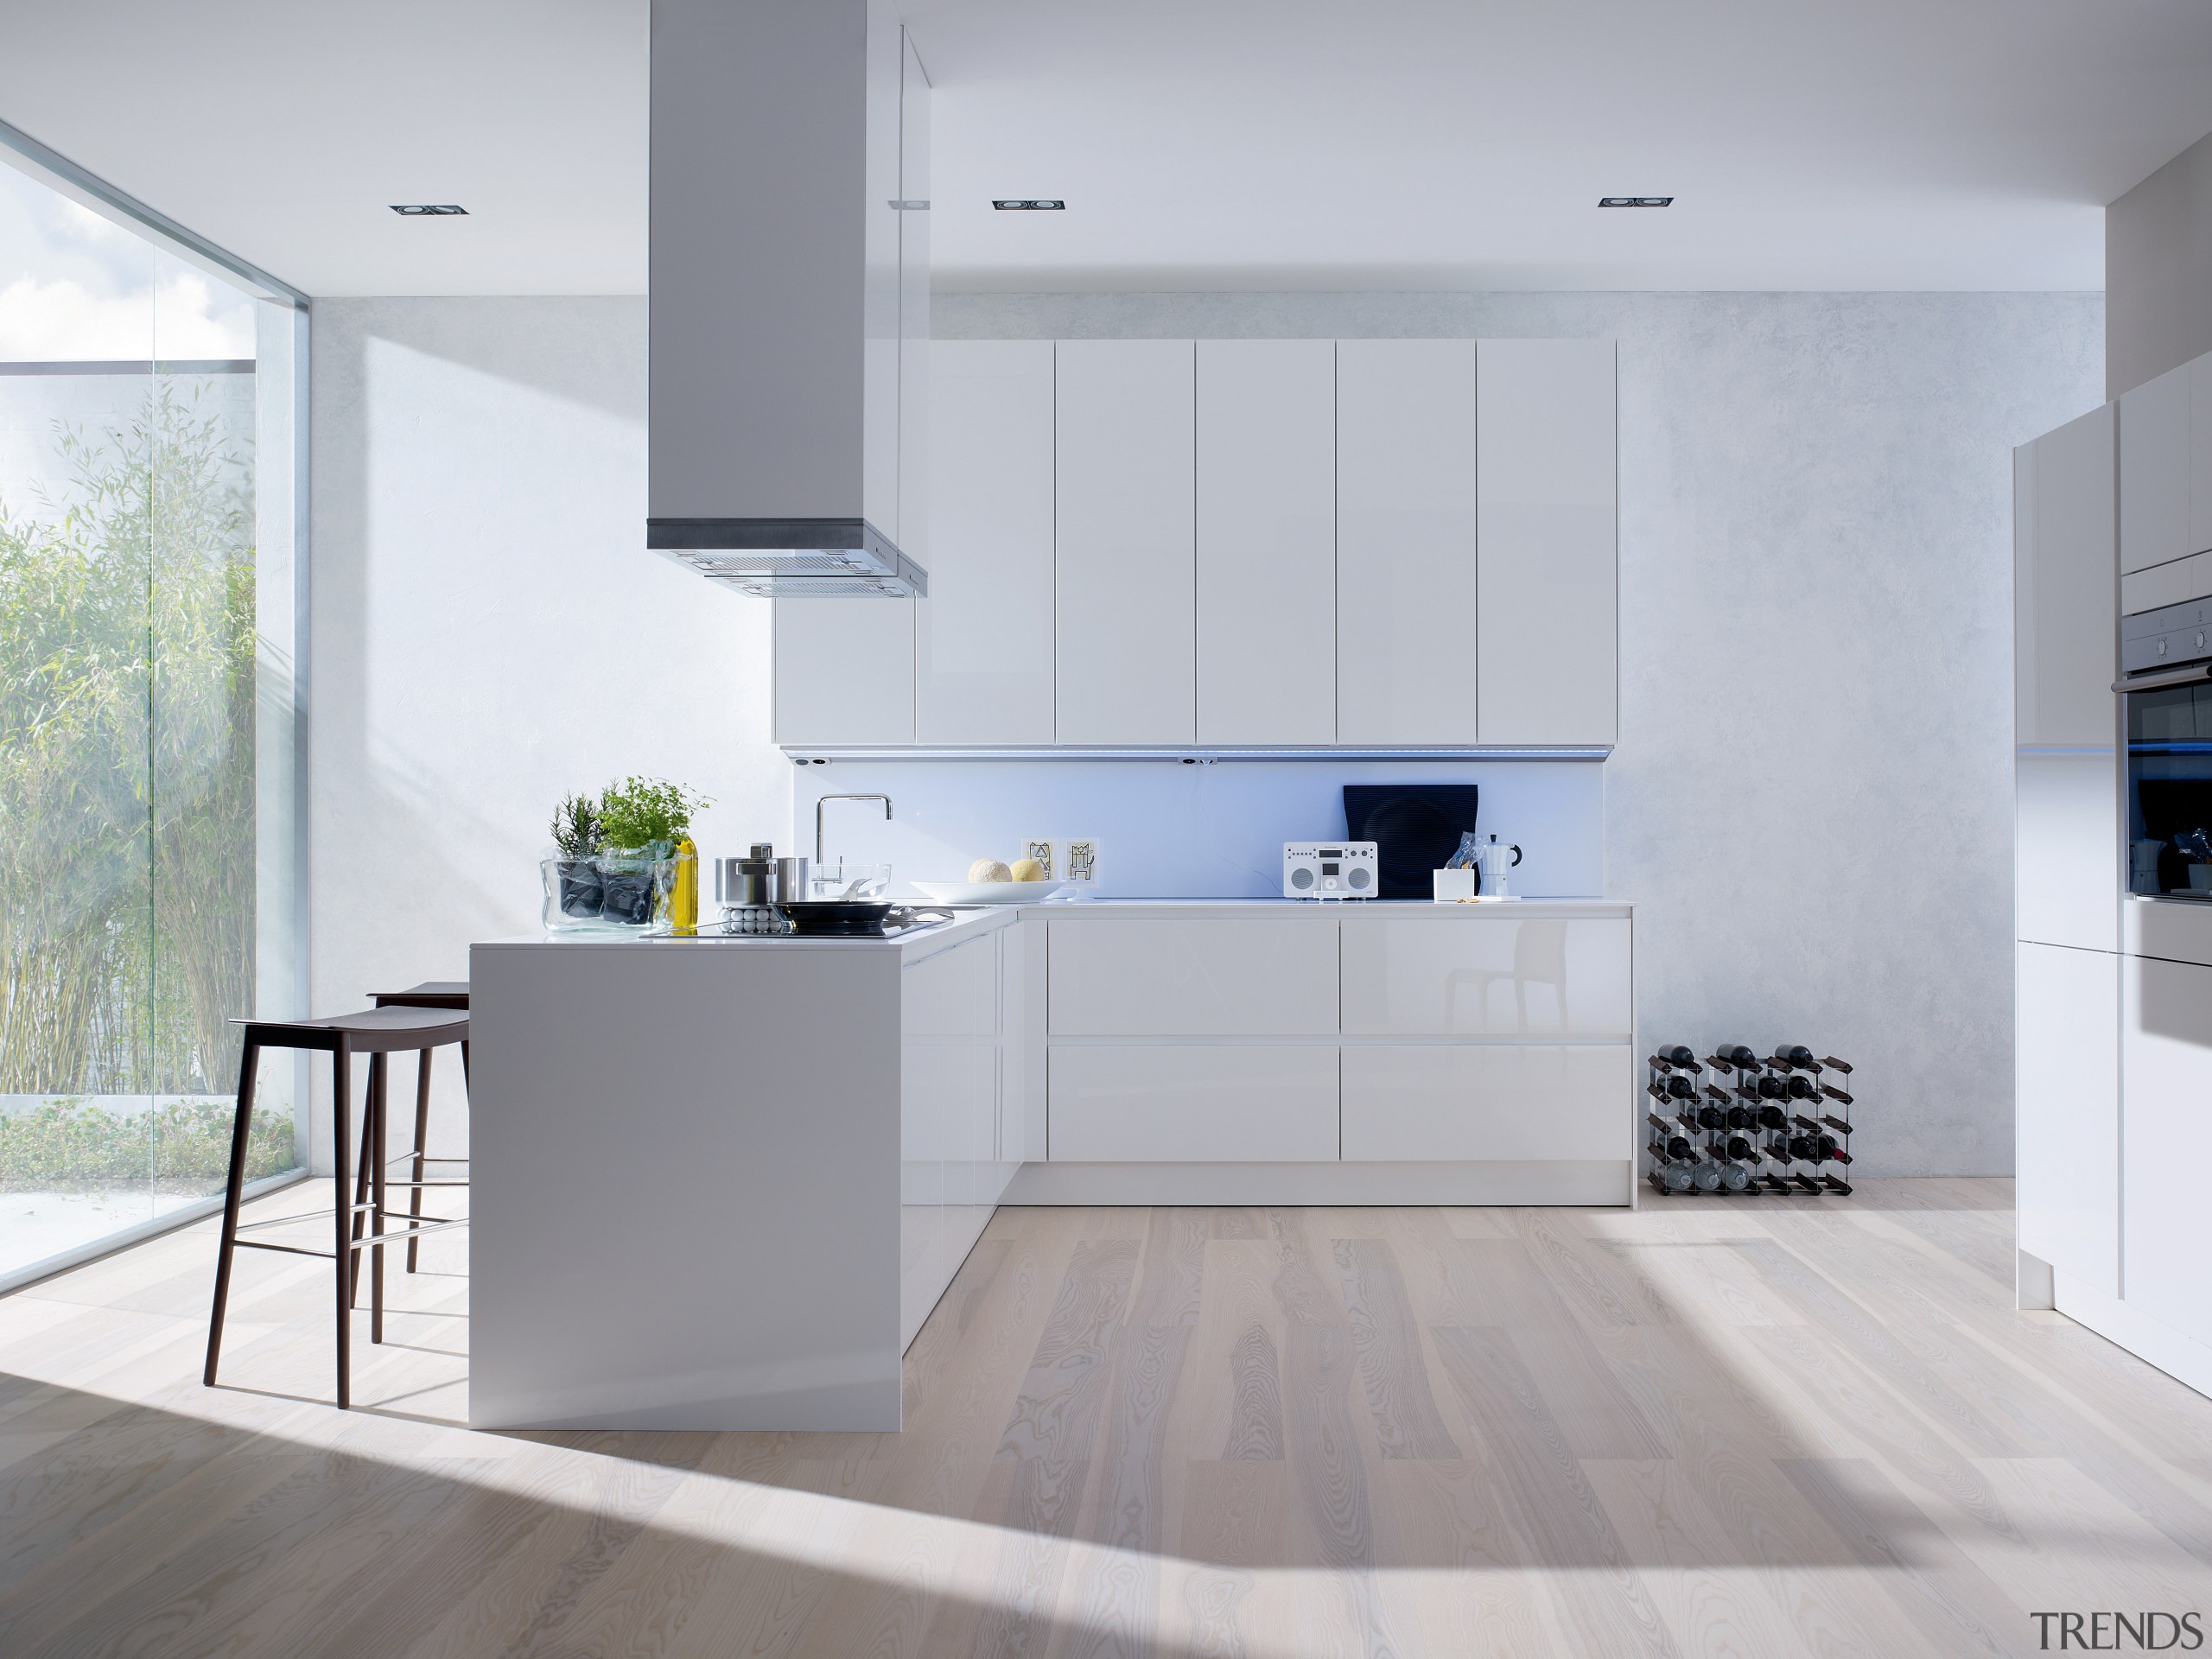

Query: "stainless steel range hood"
left=647, top=0, right=927, bottom=599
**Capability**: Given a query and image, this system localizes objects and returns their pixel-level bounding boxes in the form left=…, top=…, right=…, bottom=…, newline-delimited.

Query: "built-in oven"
left=2120, top=597, right=2212, bottom=899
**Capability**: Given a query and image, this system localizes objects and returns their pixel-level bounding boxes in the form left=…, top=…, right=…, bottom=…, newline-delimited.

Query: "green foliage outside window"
left=0, top=381, right=262, bottom=1105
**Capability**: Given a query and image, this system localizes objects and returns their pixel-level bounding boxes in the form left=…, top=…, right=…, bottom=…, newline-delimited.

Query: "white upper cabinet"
left=2013, top=406, right=2119, bottom=955
left=777, top=335, right=1620, bottom=751
left=1476, top=339, right=1617, bottom=746
left=2120, top=359, right=2190, bottom=575
left=1196, top=340, right=1337, bottom=744
left=2016, top=406, right=2116, bottom=747
left=917, top=341, right=1055, bottom=744
left=1054, top=340, right=1196, bottom=744
left=1336, top=340, right=1480, bottom=744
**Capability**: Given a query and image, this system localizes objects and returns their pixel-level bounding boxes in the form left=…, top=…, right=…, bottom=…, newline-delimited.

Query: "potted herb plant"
left=541, top=793, right=605, bottom=928
left=594, top=776, right=709, bottom=930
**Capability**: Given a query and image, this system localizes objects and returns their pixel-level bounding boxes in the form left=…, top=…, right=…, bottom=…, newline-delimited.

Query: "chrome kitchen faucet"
left=816, top=793, right=892, bottom=866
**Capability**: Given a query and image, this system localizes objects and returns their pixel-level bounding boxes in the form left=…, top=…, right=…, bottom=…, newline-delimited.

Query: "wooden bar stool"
left=369, top=982, right=470, bottom=1274
left=204, top=1006, right=470, bottom=1408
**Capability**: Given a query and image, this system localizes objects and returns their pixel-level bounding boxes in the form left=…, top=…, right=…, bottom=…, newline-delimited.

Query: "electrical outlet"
left=1021, top=838, right=1055, bottom=879
left=1062, top=838, right=1099, bottom=886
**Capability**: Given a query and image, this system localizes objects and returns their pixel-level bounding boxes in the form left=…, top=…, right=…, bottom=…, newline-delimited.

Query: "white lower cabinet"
left=2122, top=953, right=2212, bottom=1347
left=1340, top=1044, right=1630, bottom=1162
left=1035, top=909, right=1635, bottom=1192
left=1339, top=915, right=1630, bottom=1037
left=901, top=934, right=1002, bottom=1350
left=1049, top=918, right=1338, bottom=1037
left=2015, top=942, right=2119, bottom=1297
left=1049, top=1046, right=1340, bottom=1162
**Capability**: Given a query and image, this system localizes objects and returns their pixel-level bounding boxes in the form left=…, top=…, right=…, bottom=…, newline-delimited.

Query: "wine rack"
left=1644, top=1043, right=1854, bottom=1198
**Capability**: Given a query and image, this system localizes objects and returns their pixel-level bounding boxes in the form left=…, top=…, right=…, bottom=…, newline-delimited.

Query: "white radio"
left=1283, top=841, right=1378, bottom=899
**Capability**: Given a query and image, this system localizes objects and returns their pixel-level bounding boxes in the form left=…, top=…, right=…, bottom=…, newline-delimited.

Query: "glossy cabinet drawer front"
left=1048, top=1046, right=1339, bottom=1161
left=1050, top=918, right=1338, bottom=1036
left=1340, top=1044, right=1630, bottom=1162
left=1339, top=917, right=1630, bottom=1036
left=2123, top=954, right=2212, bottom=1349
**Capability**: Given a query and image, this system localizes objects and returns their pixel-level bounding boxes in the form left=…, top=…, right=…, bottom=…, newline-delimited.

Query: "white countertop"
left=1025, top=896, right=1630, bottom=918
left=478, top=904, right=1017, bottom=958
left=478, top=894, right=1630, bottom=956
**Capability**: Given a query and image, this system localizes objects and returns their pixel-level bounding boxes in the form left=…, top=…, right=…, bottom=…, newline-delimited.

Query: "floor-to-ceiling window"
left=0, top=147, right=304, bottom=1287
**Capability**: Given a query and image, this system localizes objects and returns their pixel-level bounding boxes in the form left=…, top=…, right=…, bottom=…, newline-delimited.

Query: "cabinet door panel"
left=1055, top=340, right=1195, bottom=743
left=775, top=599, right=912, bottom=747
left=1197, top=340, right=1336, bottom=743
left=918, top=341, right=1054, bottom=743
left=902, top=938, right=996, bottom=1347
left=2122, top=953, right=2212, bottom=1345
left=2017, top=942, right=2118, bottom=1297
left=1341, top=1044, right=1630, bottom=1162
left=1476, top=339, right=1617, bottom=746
left=1049, top=918, right=1338, bottom=1036
left=1049, top=1046, right=1339, bottom=1161
left=1339, top=917, right=1630, bottom=1037
left=2120, top=361, right=2190, bottom=575
left=1336, top=340, right=1478, bottom=744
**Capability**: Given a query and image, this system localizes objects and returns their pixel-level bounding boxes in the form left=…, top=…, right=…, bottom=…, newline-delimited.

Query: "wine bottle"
left=1725, top=1103, right=1753, bottom=1131
left=1711, top=1042, right=1758, bottom=1070
left=1786, top=1074, right=1821, bottom=1100
left=1690, top=1161, right=1724, bottom=1192
left=1773, top=1043, right=1815, bottom=1070
left=1647, top=1115, right=1694, bottom=1160
left=1658, top=1162, right=1694, bottom=1193
left=1663, top=1074, right=1695, bottom=1100
left=1695, top=1101, right=1726, bottom=1131
left=1757, top=1103, right=1788, bottom=1132
left=1755, top=1074, right=1789, bottom=1099
left=1718, top=1160, right=1753, bottom=1192
left=1723, top=1134, right=1758, bottom=1161
left=1658, top=1043, right=1696, bottom=1068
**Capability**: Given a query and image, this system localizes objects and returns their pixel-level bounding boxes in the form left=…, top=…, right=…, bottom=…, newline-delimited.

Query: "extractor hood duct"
left=647, top=0, right=927, bottom=599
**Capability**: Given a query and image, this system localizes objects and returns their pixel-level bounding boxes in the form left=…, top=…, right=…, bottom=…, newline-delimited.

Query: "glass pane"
left=150, top=246, right=275, bottom=1215
left=0, top=164, right=157, bottom=1261
left=0, top=160, right=301, bottom=1280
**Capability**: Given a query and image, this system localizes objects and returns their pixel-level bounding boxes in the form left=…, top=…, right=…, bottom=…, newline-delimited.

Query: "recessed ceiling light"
left=992, top=199, right=1065, bottom=211
left=391, top=204, right=468, bottom=216
left=1599, top=196, right=1673, bottom=208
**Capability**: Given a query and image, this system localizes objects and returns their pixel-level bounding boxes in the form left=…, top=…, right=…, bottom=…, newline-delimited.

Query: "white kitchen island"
left=468, top=907, right=1027, bottom=1433
left=469, top=897, right=1632, bottom=1432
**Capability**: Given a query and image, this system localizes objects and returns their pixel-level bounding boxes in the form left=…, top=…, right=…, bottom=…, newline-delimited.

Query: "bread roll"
left=968, top=858, right=1013, bottom=883
left=1010, top=857, right=1046, bottom=882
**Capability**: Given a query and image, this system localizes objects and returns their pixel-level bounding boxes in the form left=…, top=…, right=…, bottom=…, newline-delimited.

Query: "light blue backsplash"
left=793, top=759, right=1602, bottom=899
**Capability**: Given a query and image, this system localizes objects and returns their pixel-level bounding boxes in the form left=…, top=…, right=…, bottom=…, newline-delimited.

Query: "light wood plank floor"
left=3, top=1179, right=2212, bottom=1656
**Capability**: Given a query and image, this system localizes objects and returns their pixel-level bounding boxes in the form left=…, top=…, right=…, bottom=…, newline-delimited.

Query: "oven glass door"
left=2126, top=677, right=2212, bottom=898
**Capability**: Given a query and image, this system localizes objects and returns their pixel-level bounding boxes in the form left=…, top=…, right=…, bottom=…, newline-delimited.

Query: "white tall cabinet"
left=1196, top=340, right=1337, bottom=743
left=2017, top=360, right=2212, bottom=1402
left=1053, top=340, right=1197, bottom=745
left=2014, top=405, right=2120, bottom=1305
left=1335, top=340, right=1481, bottom=745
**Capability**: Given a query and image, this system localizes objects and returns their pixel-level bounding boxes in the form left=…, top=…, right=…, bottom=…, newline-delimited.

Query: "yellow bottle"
left=671, top=836, right=699, bottom=935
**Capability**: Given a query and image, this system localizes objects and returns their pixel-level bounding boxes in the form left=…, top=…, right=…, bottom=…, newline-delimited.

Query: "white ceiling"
left=3, top=0, right=2209, bottom=297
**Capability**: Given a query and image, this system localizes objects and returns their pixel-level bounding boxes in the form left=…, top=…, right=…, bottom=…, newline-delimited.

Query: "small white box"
left=1432, top=868, right=1477, bottom=902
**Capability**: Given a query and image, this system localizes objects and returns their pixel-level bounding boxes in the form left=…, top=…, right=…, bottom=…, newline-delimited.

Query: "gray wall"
left=2108, top=126, right=2212, bottom=398
left=308, top=297, right=788, bottom=1173
left=940, top=291, right=2104, bottom=1175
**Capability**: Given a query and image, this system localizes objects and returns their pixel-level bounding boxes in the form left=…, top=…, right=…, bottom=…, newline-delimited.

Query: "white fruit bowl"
left=910, top=879, right=1071, bottom=906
